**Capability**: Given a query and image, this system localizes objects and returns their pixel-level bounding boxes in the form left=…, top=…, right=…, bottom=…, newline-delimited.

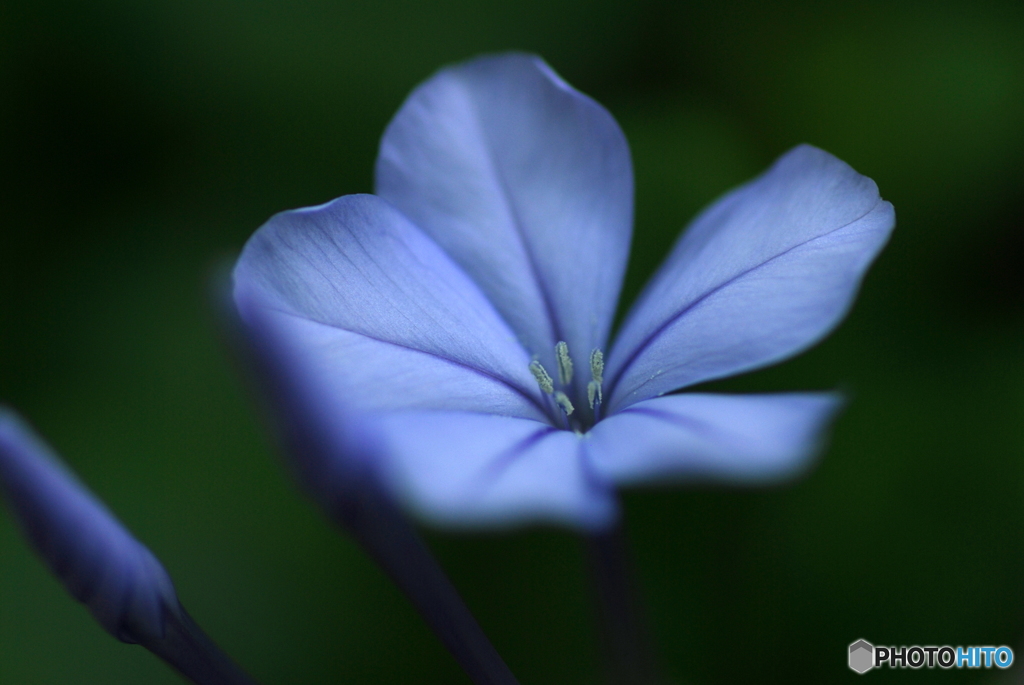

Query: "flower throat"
left=529, top=342, right=604, bottom=432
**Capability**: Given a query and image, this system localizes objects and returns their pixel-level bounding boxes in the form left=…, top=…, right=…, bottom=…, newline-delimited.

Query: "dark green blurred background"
left=2, top=1, right=1023, bottom=683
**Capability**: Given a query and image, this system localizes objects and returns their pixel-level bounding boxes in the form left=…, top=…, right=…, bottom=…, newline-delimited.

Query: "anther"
left=588, top=380, right=602, bottom=410
left=589, top=349, right=604, bottom=384
left=554, top=391, right=575, bottom=416
left=529, top=360, right=554, bottom=394
left=588, top=349, right=604, bottom=410
left=555, top=341, right=573, bottom=386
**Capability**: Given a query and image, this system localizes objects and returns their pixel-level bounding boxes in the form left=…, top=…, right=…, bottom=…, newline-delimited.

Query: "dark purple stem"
left=138, top=606, right=261, bottom=685
left=584, top=524, right=659, bottom=685
left=329, top=487, right=520, bottom=685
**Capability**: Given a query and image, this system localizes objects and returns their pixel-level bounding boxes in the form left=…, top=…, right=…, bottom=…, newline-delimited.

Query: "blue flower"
left=233, top=53, right=895, bottom=531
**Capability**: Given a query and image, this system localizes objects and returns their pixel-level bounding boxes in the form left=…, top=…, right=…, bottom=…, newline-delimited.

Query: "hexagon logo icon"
left=849, top=639, right=874, bottom=674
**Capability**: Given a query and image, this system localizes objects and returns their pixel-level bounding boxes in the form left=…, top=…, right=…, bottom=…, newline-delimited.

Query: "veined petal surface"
left=234, top=194, right=547, bottom=421
left=376, top=52, right=633, bottom=394
left=376, top=411, right=616, bottom=530
left=587, top=393, right=841, bottom=485
left=0, top=408, right=177, bottom=643
left=605, top=145, right=895, bottom=412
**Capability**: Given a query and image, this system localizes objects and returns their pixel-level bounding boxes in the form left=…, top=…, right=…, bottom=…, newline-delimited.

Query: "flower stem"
left=330, top=488, right=520, bottom=685
left=584, top=524, right=659, bottom=685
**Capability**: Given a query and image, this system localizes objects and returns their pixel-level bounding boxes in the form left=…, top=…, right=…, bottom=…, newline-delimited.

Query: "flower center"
left=528, top=342, right=604, bottom=433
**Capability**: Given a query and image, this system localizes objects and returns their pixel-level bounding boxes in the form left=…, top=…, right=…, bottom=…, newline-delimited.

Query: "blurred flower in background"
left=1, top=1, right=1023, bottom=684
left=0, top=410, right=261, bottom=685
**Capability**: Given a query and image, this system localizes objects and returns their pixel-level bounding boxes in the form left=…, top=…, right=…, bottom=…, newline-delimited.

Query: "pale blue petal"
left=605, top=145, right=895, bottom=413
left=376, top=52, right=633, bottom=392
left=228, top=298, right=389, bottom=507
left=235, top=301, right=610, bottom=529
left=375, top=411, right=617, bottom=530
left=0, top=408, right=177, bottom=644
left=587, top=393, right=841, bottom=485
left=234, top=193, right=549, bottom=423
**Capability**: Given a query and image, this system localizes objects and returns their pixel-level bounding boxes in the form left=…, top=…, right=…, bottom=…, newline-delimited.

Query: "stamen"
left=554, top=391, right=575, bottom=416
left=588, top=380, right=603, bottom=410
left=589, top=349, right=604, bottom=384
left=588, top=349, right=604, bottom=410
left=555, top=341, right=573, bottom=386
left=529, top=360, right=554, bottom=394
